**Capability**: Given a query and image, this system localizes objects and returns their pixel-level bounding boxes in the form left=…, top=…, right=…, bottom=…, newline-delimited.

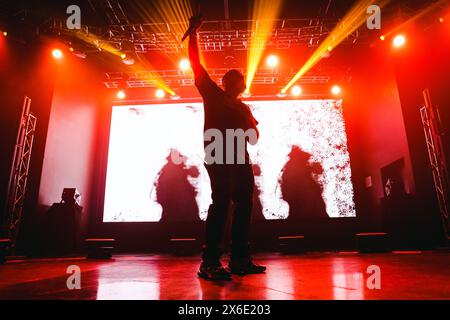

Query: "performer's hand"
left=188, top=13, right=203, bottom=33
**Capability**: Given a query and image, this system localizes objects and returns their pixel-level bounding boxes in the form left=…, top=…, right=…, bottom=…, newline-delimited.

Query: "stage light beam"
left=281, top=0, right=388, bottom=94
left=245, top=0, right=284, bottom=95
left=381, top=0, right=448, bottom=39
left=277, top=91, right=287, bottom=98
left=134, top=0, right=194, bottom=63
left=69, top=2, right=185, bottom=99
left=242, top=91, right=252, bottom=98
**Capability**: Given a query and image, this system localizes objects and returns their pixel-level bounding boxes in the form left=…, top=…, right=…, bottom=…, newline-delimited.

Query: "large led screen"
left=103, top=100, right=356, bottom=222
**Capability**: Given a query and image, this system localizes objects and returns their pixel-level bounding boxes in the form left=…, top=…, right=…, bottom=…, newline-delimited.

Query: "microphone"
left=181, top=14, right=203, bottom=42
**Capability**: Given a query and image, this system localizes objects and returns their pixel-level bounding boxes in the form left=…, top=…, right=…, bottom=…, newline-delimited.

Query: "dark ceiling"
left=0, top=0, right=441, bottom=30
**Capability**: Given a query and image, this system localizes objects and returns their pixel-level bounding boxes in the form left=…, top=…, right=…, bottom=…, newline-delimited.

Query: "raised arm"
left=189, top=32, right=205, bottom=76
left=188, top=15, right=207, bottom=79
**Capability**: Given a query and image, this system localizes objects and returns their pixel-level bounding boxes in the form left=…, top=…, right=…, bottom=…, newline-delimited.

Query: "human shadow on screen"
left=280, top=146, right=328, bottom=220
left=156, top=150, right=202, bottom=225
left=251, top=164, right=266, bottom=222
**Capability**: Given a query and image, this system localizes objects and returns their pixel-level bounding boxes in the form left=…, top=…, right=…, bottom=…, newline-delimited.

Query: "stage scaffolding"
left=420, top=89, right=450, bottom=239
left=104, top=68, right=331, bottom=89
left=51, top=18, right=357, bottom=90
left=4, top=97, right=37, bottom=252
left=55, top=18, right=361, bottom=54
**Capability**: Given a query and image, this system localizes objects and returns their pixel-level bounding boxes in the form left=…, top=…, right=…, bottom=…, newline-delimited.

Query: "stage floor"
left=0, top=251, right=449, bottom=300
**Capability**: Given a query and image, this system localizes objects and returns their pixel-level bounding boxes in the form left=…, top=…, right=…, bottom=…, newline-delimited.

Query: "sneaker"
left=198, top=262, right=232, bottom=280
left=229, top=258, right=266, bottom=275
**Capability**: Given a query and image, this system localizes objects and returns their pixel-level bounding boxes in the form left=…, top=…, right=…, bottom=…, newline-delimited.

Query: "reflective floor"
left=0, top=252, right=449, bottom=300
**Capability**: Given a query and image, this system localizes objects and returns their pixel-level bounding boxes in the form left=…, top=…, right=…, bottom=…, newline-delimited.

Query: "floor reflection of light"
left=264, top=260, right=295, bottom=299
left=96, top=263, right=160, bottom=300
left=332, top=258, right=364, bottom=300
left=97, top=280, right=160, bottom=300
left=198, top=279, right=227, bottom=300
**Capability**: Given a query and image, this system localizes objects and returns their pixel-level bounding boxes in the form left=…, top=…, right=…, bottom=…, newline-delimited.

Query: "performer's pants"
left=202, top=163, right=254, bottom=264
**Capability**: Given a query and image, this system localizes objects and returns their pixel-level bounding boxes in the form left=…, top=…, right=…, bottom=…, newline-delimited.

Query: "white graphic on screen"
left=103, top=100, right=356, bottom=222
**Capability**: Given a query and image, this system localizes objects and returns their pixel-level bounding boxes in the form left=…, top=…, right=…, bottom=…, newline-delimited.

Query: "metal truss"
left=93, top=0, right=130, bottom=25
left=50, top=17, right=354, bottom=88
left=56, top=18, right=363, bottom=54
left=420, top=89, right=450, bottom=238
left=104, top=19, right=361, bottom=53
left=48, top=9, right=362, bottom=89
left=104, top=67, right=331, bottom=89
left=4, top=97, right=37, bottom=250
left=90, top=0, right=348, bottom=52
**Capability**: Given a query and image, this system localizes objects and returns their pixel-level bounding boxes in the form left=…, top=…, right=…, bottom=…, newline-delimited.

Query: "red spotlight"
left=331, top=85, right=341, bottom=96
left=179, top=58, right=190, bottom=71
left=291, top=85, right=302, bottom=96
left=2, top=31, right=7, bottom=37
left=266, top=55, right=279, bottom=68
left=392, top=34, right=406, bottom=48
left=117, top=90, right=126, bottom=100
left=155, top=89, right=165, bottom=98
left=380, top=35, right=385, bottom=41
left=439, top=17, right=444, bottom=23
left=52, top=49, right=63, bottom=59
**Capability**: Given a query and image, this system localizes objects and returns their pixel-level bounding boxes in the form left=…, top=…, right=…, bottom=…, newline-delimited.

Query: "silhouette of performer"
left=188, top=14, right=266, bottom=280
left=280, top=146, right=328, bottom=220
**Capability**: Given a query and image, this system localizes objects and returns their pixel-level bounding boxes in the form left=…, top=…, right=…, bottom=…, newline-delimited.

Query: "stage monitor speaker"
left=0, top=239, right=12, bottom=264
left=356, top=232, right=390, bottom=253
left=42, top=202, right=85, bottom=255
left=85, top=238, right=116, bottom=259
left=168, top=238, right=199, bottom=256
left=278, top=235, right=306, bottom=254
